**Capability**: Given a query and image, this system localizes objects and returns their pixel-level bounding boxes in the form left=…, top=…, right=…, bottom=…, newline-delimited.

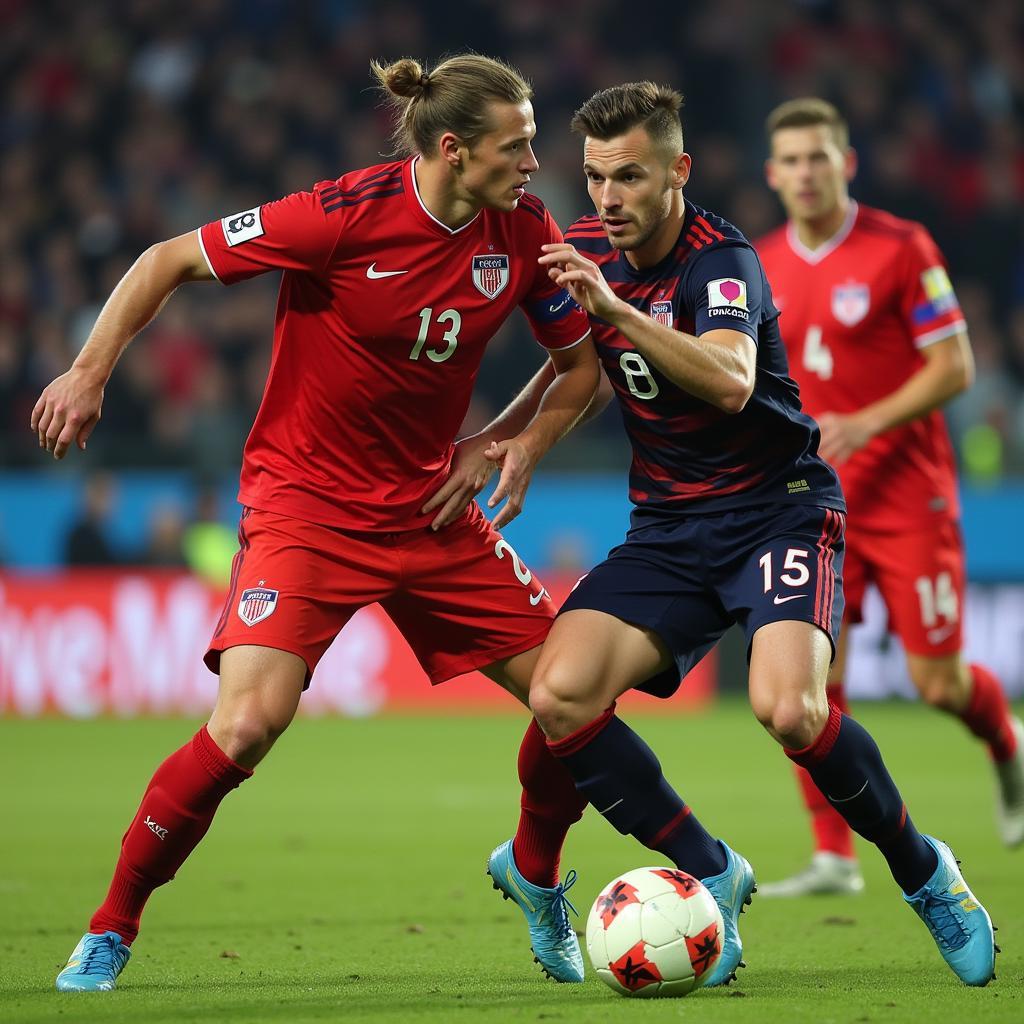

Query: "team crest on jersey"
left=831, top=282, right=870, bottom=327
left=650, top=300, right=674, bottom=326
left=237, top=586, right=279, bottom=627
left=472, top=254, right=510, bottom=299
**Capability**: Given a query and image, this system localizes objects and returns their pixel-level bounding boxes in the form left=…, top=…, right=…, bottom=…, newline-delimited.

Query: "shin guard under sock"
left=794, top=682, right=855, bottom=858
left=89, top=726, right=252, bottom=943
left=786, top=704, right=936, bottom=894
left=548, top=708, right=725, bottom=878
left=960, top=663, right=1018, bottom=763
left=513, top=719, right=588, bottom=887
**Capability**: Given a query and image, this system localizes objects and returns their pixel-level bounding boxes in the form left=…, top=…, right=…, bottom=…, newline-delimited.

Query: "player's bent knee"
left=915, top=672, right=963, bottom=711
left=208, top=712, right=288, bottom=766
left=757, top=692, right=828, bottom=749
left=529, top=666, right=604, bottom=741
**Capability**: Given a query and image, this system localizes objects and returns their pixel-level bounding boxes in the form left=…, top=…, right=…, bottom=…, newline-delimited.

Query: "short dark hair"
left=570, top=82, right=684, bottom=152
left=765, top=97, right=849, bottom=150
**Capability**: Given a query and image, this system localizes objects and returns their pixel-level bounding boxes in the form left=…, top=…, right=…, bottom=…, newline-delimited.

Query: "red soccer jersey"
left=756, top=202, right=966, bottom=531
left=198, top=158, right=590, bottom=531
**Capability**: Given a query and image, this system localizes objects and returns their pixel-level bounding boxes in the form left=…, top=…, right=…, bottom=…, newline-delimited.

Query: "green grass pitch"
left=2, top=699, right=1021, bottom=1023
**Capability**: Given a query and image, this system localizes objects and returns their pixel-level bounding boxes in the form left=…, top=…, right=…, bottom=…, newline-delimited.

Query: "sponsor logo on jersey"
left=366, top=263, right=408, bottom=279
left=921, top=265, right=957, bottom=312
left=786, top=479, right=810, bottom=494
left=238, top=586, right=279, bottom=626
left=650, top=300, right=674, bottom=326
left=707, top=278, right=748, bottom=310
left=527, top=288, right=579, bottom=323
left=221, top=207, right=264, bottom=247
left=472, top=254, right=510, bottom=299
left=831, top=282, right=870, bottom=327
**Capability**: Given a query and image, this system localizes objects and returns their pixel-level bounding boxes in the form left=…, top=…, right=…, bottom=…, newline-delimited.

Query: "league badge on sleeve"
left=831, top=282, right=870, bottom=327
left=921, top=266, right=958, bottom=313
left=706, top=278, right=750, bottom=320
left=707, top=278, right=748, bottom=310
left=238, top=585, right=279, bottom=627
left=472, top=254, right=510, bottom=299
left=221, top=207, right=264, bottom=247
left=650, top=300, right=674, bottom=326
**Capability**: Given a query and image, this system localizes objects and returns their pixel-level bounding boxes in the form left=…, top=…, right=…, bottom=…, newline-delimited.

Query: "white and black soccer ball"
left=585, top=866, right=724, bottom=998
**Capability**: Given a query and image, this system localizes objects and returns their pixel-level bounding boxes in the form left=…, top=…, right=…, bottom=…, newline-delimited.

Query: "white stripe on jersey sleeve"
left=542, top=328, right=593, bottom=352
left=195, top=227, right=222, bottom=284
left=914, top=318, right=966, bottom=349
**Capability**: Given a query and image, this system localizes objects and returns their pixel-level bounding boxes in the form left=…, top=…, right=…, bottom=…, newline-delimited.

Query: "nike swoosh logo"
left=773, top=593, right=808, bottom=605
left=548, top=297, right=570, bottom=314
left=927, top=624, right=956, bottom=644
left=366, top=263, right=408, bottom=279
left=529, top=587, right=549, bottom=607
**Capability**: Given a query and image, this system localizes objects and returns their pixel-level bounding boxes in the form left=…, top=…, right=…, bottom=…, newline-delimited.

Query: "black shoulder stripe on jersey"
left=321, top=184, right=405, bottom=213
left=319, top=167, right=403, bottom=208
left=517, top=194, right=546, bottom=223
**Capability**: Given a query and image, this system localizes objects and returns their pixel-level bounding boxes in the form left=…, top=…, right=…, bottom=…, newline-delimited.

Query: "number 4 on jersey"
left=802, top=325, right=833, bottom=381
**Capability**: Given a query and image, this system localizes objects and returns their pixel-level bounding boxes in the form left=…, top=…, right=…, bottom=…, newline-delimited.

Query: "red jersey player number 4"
left=198, top=156, right=590, bottom=533
left=756, top=201, right=965, bottom=534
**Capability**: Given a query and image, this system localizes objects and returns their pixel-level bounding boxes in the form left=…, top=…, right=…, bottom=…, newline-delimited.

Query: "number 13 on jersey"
left=411, top=307, right=461, bottom=363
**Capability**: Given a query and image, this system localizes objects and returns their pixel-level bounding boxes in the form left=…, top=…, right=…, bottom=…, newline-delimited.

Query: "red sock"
left=89, top=726, right=252, bottom=943
left=960, top=663, right=1018, bottom=762
left=792, top=683, right=854, bottom=859
left=512, top=719, right=587, bottom=887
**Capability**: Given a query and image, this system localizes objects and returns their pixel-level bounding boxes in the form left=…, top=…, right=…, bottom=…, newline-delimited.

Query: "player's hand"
left=539, top=243, right=623, bottom=322
left=421, top=433, right=499, bottom=530
left=484, top=438, right=536, bottom=530
left=30, top=366, right=106, bottom=460
left=817, top=411, right=875, bottom=465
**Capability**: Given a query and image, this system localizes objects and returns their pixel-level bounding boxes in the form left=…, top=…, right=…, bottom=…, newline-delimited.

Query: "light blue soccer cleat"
left=55, top=931, right=131, bottom=992
left=487, top=839, right=585, bottom=983
left=700, top=840, right=756, bottom=987
left=904, top=836, right=997, bottom=986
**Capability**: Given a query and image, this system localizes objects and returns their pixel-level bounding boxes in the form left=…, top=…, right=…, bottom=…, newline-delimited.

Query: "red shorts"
left=843, top=517, right=965, bottom=656
left=205, top=503, right=555, bottom=685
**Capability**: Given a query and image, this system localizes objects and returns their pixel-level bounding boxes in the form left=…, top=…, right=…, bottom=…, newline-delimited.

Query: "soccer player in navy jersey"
left=493, top=82, right=996, bottom=987
left=34, top=54, right=597, bottom=992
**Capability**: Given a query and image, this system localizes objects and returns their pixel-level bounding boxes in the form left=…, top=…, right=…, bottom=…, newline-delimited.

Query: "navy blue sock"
left=788, top=705, right=937, bottom=894
left=548, top=708, right=726, bottom=879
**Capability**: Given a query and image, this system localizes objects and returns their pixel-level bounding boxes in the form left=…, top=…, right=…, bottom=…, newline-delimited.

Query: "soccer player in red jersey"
left=33, top=54, right=598, bottom=991
left=756, top=98, right=1024, bottom=898
left=509, top=82, right=995, bottom=987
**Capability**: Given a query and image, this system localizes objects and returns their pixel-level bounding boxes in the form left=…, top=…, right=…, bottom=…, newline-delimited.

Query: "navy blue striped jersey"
left=565, top=200, right=844, bottom=516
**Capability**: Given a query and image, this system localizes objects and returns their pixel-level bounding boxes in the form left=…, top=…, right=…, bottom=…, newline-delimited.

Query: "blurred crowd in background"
left=2, top=0, right=1023, bottom=513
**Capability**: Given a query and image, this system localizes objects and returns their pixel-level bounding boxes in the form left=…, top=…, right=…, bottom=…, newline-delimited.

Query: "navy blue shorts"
left=560, top=504, right=845, bottom=698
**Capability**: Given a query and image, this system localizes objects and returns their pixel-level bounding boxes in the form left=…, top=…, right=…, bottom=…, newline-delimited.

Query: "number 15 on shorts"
left=759, top=548, right=811, bottom=600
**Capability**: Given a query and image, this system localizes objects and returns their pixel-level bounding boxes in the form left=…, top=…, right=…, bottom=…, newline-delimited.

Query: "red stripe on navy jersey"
left=694, top=215, right=725, bottom=242
left=687, top=222, right=714, bottom=246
